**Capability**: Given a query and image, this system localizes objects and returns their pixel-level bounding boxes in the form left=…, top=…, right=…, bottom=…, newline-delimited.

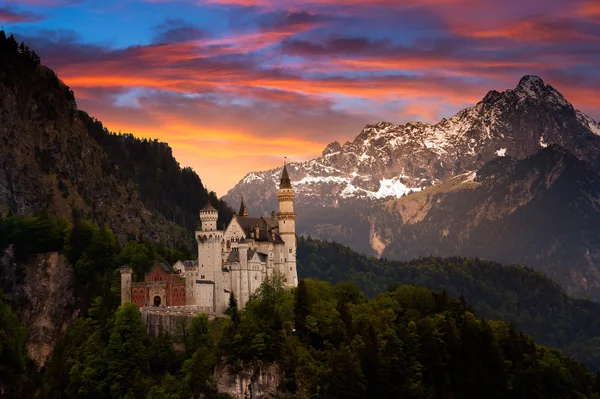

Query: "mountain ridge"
left=224, top=74, right=600, bottom=212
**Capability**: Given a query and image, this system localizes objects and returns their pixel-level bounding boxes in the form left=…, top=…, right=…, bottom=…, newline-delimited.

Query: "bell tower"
left=277, top=163, right=297, bottom=287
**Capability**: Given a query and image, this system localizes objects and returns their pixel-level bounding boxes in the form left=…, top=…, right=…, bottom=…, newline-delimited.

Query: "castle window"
left=201, top=274, right=205, bottom=279
left=133, top=289, right=138, bottom=294
left=289, top=248, right=292, bottom=253
left=290, top=267, right=293, bottom=271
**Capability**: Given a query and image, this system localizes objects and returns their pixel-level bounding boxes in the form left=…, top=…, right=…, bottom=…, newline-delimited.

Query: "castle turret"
left=200, top=203, right=218, bottom=231
left=197, top=203, right=224, bottom=314
left=120, top=266, right=132, bottom=305
left=277, top=163, right=298, bottom=287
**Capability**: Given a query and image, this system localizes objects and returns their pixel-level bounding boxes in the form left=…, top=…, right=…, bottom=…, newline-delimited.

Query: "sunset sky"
left=2, top=0, right=599, bottom=195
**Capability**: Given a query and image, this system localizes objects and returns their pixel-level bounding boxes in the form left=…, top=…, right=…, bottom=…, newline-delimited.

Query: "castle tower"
left=277, top=163, right=298, bottom=287
left=239, top=196, right=248, bottom=217
left=197, top=203, right=224, bottom=313
left=200, top=203, right=218, bottom=231
left=120, top=267, right=132, bottom=305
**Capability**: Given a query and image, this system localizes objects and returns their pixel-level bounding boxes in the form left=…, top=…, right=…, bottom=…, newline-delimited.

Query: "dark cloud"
left=0, top=6, right=44, bottom=23
left=256, top=10, right=331, bottom=29
left=153, top=18, right=206, bottom=44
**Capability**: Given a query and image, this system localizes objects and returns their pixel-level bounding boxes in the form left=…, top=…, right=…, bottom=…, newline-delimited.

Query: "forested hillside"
left=7, top=275, right=600, bottom=398
left=297, top=237, right=600, bottom=370
left=80, top=112, right=234, bottom=231
left=0, top=30, right=232, bottom=250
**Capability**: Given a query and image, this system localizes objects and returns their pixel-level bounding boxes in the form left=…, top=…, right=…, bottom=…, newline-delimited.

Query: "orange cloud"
left=453, top=19, right=600, bottom=43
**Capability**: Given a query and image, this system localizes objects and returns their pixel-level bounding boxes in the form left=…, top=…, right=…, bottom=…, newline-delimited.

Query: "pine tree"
left=226, top=292, right=240, bottom=327
left=105, top=302, right=147, bottom=398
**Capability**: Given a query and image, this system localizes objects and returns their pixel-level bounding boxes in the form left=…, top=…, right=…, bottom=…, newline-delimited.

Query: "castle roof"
left=235, top=216, right=285, bottom=244
left=226, top=251, right=239, bottom=262
left=201, top=203, right=217, bottom=212
left=280, top=164, right=292, bottom=189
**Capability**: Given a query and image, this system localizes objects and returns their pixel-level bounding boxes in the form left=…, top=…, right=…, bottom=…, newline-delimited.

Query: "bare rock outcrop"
left=0, top=246, right=76, bottom=366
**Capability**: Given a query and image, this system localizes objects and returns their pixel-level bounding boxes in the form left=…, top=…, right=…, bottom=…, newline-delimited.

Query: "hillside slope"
left=297, top=236, right=600, bottom=370
left=372, top=145, right=600, bottom=298
left=0, top=32, right=231, bottom=248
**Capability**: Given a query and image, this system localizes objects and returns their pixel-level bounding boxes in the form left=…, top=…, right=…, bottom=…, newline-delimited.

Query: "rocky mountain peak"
left=224, top=75, right=600, bottom=219
left=517, top=75, right=545, bottom=90
left=322, top=141, right=342, bottom=156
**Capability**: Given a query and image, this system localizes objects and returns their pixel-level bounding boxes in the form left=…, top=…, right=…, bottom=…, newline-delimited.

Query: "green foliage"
left=297, top=236, right=600, bottom=371
left=23, top=275, right=600, bottom=398
left=106, top=302, right=149, bottom=398
left=0, top=214, right=69, bottom=261
left=0, top=290, right=28, bottom=396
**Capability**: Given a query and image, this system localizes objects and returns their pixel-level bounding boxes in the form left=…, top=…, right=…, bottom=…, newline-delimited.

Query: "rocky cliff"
left=215, top=362, right=283, bottom=399
left=0, top=246, right=75, bottom=366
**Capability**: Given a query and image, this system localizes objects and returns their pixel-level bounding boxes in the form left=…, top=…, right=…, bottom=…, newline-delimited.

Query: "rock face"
left=373, top=145, right=600, bottom=299
left=0, top=246, right=75, bottom=366
left=215, top=362, right=282, bottom=399
left=0, top=39, right=201, bottom=247
left=141, top=308, right=214, bottom=336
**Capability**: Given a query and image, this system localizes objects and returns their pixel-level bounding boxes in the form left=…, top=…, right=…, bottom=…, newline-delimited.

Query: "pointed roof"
left=280, top=163, right=292, bottom=189
left=239, top=196, right=248, bottom=217
left=201, top=202, right=217, bottom=212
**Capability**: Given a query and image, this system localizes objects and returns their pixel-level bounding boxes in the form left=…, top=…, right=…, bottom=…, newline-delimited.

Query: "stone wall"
left=140, top=307, right=214, bottom=336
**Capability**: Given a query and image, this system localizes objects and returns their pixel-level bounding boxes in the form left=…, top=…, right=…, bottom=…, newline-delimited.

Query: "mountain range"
left=225, top=75, right=600, bottom=299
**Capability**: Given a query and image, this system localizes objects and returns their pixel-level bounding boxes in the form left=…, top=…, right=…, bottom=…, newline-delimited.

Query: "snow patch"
left=496, top=148, right=507, bottom=157
left=539, top=136, right=548, bottom=148
left=577, top=111, right=600, bottom=136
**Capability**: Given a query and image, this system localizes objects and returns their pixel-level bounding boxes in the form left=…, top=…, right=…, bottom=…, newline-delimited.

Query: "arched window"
left=133, top=289, right=138, bottom=294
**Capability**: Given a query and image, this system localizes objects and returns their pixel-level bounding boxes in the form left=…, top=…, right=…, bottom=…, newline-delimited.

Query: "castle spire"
left=239, top=196, right=248, bottom=217
left=280, top=163, right=292, bottom=189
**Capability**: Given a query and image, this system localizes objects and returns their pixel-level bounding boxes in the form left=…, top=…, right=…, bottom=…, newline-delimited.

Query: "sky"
left=1, top=0, right=600, bottom=195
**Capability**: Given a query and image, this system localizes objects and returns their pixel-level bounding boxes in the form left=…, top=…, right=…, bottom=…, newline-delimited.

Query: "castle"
left=120, top=164, right=298, bottom=316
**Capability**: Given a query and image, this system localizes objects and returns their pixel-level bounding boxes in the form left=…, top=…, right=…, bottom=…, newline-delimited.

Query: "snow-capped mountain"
left=224, top=75, right=600, bottom=214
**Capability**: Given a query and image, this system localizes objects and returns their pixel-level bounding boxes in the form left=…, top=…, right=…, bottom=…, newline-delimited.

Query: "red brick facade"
left=130, top=263, right=186, bottom=308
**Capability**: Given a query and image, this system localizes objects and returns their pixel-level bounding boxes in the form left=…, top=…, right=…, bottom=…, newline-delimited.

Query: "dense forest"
left=80, top=112, right=234, bottom=231
left=297, top=237, right=600, bottom=370
left=1, top=215, right=600, bottom=397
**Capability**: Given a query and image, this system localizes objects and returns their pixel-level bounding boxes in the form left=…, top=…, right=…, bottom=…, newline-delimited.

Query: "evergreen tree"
left=105, top=302, right=148, bottom=398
